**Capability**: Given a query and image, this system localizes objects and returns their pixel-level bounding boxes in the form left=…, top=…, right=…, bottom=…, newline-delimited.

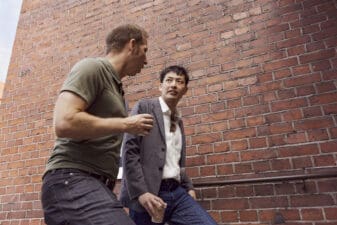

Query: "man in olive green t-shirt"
left=41, top=24, right=153, bottom=225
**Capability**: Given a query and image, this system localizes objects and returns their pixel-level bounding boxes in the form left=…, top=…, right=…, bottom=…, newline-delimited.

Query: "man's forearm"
left=54, top=111, right=127, bottom=139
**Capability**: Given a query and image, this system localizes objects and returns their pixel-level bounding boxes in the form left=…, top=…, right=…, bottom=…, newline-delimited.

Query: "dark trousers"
left=41, top=168, right=135, bottom=225
left=129, top=180, right=218, bottom=225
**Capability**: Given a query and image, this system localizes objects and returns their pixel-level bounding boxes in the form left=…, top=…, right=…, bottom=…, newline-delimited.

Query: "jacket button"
left=161, top=148, right=165, bottom=151
left=159, top=167, right=163, bottom=171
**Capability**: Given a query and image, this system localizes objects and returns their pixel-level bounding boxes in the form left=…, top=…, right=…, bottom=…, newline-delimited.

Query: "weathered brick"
left=1, top=0, right=337, bottom=224
left=299, top=49, right=336, bottom=64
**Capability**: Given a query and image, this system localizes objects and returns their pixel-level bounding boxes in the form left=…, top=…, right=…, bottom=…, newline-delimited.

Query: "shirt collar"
left=101, top=57, right=124, bottom=96
left=159, top=97, right=181, bottom=118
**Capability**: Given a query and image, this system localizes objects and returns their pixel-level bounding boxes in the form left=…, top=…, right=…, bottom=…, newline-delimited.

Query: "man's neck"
left=105, top=53, right=127, bottom=79
left=164, top=99, right=178, bottom=113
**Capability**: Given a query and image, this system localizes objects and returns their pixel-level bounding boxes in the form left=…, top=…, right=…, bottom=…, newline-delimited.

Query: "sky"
left=0, top=0, right=23, bottom=83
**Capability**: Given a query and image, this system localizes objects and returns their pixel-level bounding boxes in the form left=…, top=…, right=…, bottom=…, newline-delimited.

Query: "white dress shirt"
left=159, top=97, right=182, bottom=182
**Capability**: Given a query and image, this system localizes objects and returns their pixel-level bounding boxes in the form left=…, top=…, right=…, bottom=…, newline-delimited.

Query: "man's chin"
left=128, top=72, right=137, bottom=77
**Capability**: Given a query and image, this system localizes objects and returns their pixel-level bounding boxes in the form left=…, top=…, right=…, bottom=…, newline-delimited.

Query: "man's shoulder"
left=137, top=97, right=158, bottom=106
left=72, top=57, right=103, bottom=72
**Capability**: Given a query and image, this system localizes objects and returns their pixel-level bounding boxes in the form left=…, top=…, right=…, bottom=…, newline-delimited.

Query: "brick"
left=302, top=106, right=323, bottom=118
left=275, top=182, right=296, bottom=195
left=306, top=41, right=326, bottom=52
left=325, top=207, right=337, bottom=220
left=292, top=156, right=313, bottom=169
left=316, top=81, right=336, bottom=93
left=284, top=73, right=321, bottom=88
left=234, top=26, right=250, bottom=35
left=249, top=137, right=267, bottom=149
left=239, top=210, right=258, bottom=221
left=277, top=36, right=311, bottom=49
left=250, top=196, right=288, bottom=208
left=200, top=165, right=216, bottom=176
left=265, top=113, right=282, bottom=124
left=234, top=186, right=254, bottom=197
left=214, top=198, right=249, bottom=210
left=312, top=60, right=332, bottom=72
left=299, top=49, right=336, bottom=64
left=221, top=30, right=235, bottom=40
left=313, top=155, right=336, bottom=167
left=231, top=139, right=249, bottom=151
left=271, top=98, right=307, bottom=112
left=292, top=64, right=311, bottom=75
left=229, top=118, right=245, bottom=129
left=287, top=45, right=305, bottom=56
left=217, top=164, right=233, bottom=175
left=241, top=149, right=277, bottom=161
left=243, top=96, right=259, bottom=106
left=302, top=0, right=331, bottom=9
left=186, top=155, right=205, bottom=167
left=235, top=104, right=270, bottom=117
left=296, top=85, right=316, bottom=97
left=277, top=144, right=319, bottom=157
left=279, top=209, right=301, bottom=220
left=286, top=132, right=307, bottom=144
left=197, top=143, right=213, bottom=154
left=207, top=152, right=240, bottom=164
left=191, top=133, right=222, bottom=145
left=291, top=194, right=334, bottom=207
left=223, top=128, right=256, bottom=140
left=301, top=14, right=327, bottom=26
left=234, top=162, right=253, bottom=173
left=233, top=12, right=249, bottom=21
left=307, top=129, right=329, bottom=141
left=264, top=58, right=298, bottom=72
left=294, top=117, right=334, bottom=130
left=201, top=110, right=234, bottom=123
left=320, top=140, right=337, bottom=153
left=221, top=210, right=239, bottom=222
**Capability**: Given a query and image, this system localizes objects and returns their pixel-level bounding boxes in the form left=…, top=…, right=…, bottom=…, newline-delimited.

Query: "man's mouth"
left=168, top=90, right=177, bottom=95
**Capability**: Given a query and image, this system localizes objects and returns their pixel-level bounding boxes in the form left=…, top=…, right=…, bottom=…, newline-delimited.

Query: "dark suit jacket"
left=119, top=98, right=194, bottom=212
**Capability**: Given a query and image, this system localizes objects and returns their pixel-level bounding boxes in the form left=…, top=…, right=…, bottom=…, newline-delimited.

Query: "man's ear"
left=159, top=82, right=163, bottom=92
left=182, top=87, right=188, bottom=95
left=129, top=39, right=137, bottom=51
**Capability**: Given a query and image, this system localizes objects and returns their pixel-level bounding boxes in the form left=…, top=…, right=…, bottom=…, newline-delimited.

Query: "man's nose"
left=170, top=80, right=177, bottom=87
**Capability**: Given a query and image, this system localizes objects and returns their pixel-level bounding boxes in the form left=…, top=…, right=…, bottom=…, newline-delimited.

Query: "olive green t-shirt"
left=45, top=57, right=127, bottom=180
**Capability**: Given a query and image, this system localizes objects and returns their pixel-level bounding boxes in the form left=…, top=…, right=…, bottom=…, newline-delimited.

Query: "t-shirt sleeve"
left=61, top=58, right=104, bottom=106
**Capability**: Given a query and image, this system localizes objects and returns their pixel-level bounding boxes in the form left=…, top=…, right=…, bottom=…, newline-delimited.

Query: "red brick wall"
left=0, top=0, right=336, bottom=224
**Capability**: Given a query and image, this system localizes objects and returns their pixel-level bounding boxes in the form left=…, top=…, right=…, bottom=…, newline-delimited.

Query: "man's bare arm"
left=53, top=91, right=153, bottom=139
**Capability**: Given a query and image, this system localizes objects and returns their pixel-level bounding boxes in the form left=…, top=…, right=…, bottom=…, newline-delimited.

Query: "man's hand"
left=124, top=114, right=154, bottom=136
left=138, top=192, right=166, bottom=217
left=188, top=189, right=196, bottom=200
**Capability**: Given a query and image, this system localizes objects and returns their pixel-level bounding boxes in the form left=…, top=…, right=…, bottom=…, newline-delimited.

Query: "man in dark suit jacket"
left=120, top=65, right=218, bottom=225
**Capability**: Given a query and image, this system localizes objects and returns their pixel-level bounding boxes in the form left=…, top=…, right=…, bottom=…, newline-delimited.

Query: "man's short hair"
left=160, top=65, right=190, bottom=85
left=105, top=24, right=148, bottom=54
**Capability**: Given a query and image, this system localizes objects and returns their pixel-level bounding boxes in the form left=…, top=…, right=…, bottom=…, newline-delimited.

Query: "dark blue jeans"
left=41, top=168, right=135, bottom=225
left=129, top=186, right=218, bottom=225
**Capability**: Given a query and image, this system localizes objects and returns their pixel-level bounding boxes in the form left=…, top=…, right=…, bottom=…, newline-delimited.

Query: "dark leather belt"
left=88, top=172, right=116, bottom=190
left=47, top=168, right=115, bottom=190
left=160, top=178, right=180, bottom=191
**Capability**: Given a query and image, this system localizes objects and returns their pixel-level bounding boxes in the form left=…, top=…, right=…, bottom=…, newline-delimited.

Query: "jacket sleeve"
left=180, top=167, right=194, bottom=191
left=122, top=100, right=148, bottom=200
left=179, top=121, right=194, bottom=191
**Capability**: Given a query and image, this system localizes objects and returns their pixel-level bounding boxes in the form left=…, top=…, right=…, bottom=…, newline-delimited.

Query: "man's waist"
left=44, top=168, right=116, bottom=190
left=160, top=178, right=180, bottom=191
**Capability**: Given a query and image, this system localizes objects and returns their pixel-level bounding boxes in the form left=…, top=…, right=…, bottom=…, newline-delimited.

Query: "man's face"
left=127, top=38, right=148, bottom=76
left=159, top=72, right=188, bottom=104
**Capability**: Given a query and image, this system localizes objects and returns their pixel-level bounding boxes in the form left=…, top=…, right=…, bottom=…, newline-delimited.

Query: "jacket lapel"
left=152, top=99, right=166, bottom=143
